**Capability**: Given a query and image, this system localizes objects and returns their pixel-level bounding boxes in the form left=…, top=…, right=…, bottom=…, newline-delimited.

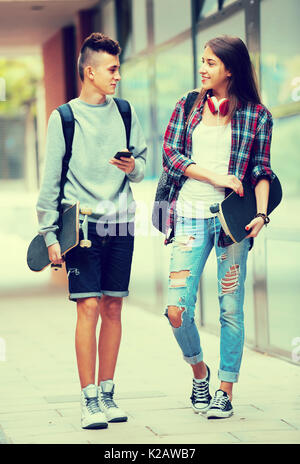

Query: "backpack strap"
left=55, top=99, right=131, bottom=224
left=113, top=97, right=132, bottom=149
left=56, top=103, right=75, bottom=221
left=183, top=91, right=199, bottom=148
left=184, top=90, right=199, bottom=122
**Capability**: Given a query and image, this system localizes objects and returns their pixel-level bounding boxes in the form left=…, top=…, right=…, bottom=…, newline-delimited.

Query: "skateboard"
left=210, top=175, right=282, bottom=243
left=27, top=202, right=80, bottom=272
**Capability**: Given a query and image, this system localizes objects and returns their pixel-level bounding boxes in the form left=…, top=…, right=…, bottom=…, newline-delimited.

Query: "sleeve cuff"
left=251, top=166, right=276, bottom=186
left=44, top=231, right=58, bottom=248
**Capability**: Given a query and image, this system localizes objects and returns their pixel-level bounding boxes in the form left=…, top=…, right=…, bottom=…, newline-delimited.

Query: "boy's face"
left=87, top=51, right=121, bottom=95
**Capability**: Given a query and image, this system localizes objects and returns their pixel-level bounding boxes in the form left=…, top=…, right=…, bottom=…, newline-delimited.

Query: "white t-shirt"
left=177, top=121, right=231, bottom=218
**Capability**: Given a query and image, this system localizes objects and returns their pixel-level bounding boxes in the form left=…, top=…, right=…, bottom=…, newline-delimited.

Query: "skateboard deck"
left=27, top=202, right=80, bottom=272
left=210, top=176, right=282, bottom=243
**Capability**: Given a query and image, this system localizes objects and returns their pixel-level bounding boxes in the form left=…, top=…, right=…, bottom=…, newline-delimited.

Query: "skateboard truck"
left=80, top=207, right=92, bottom=248
left=210, top=203, right=220, bottom=214
left=51, top=263, right=62, bottom=271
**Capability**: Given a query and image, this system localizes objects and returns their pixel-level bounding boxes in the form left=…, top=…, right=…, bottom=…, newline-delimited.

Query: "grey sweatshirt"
left=36, top=96, right=147, bottom=247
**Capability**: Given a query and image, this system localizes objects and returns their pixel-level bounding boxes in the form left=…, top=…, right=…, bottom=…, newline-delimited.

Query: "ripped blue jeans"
left=165, top=216, right=251, bottom=383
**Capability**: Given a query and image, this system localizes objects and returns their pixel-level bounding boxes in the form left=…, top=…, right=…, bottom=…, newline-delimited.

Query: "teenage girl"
left=162, top=36, right=274, bottom=418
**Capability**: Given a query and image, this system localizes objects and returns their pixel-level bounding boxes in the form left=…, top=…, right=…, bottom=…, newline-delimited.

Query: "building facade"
left=1, top=0, right=298, bottom=362
left=91, top=0, right=300, bottom=362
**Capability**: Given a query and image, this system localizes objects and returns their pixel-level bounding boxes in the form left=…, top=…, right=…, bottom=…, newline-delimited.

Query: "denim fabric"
left=65, top=221, right=134, bottom=302
left=165, top=216, right=250, bottom=383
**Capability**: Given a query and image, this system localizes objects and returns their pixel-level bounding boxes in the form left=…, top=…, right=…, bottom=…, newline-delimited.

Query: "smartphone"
left=114, top=151, right=133, bottom=160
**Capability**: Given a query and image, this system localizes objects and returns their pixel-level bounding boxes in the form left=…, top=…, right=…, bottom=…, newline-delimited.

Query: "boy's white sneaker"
left=98, top=380, right=128, bottom=423
left=81, top=384, right=108, bottom=429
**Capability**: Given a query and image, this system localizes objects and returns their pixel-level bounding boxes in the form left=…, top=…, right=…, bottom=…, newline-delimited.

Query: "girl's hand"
left=245, top=216, right=265, bottom=238
left=48, top=242, right=64, bottom=265
left=211, top=174, right=244, bottom=197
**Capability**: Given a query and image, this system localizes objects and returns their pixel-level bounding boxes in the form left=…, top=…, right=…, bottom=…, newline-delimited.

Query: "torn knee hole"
left=221, top=264, right=240, bottom=294
left=169, top=270, right=190, bottom=288
left=167, top=306, right=185, bottom=328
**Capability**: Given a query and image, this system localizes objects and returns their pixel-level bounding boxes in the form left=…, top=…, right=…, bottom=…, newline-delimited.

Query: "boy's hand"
left=48, top=243, right=64, bottom=265
left=109, top=149, right=135, bottom=174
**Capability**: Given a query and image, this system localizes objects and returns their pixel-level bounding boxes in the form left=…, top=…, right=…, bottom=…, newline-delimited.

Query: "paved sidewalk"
left=0, top=287, right=299, bottom=445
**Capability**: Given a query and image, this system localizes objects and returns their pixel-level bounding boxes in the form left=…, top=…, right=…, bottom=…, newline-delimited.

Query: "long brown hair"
left=190, top=35, right=262, bottom=121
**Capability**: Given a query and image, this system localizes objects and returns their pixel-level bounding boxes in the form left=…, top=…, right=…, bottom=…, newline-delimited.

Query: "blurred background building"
left=0, top=0, right=299, bottom=363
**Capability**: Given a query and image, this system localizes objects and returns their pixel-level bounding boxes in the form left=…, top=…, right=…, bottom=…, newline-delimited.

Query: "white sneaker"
left=81, top=384, right=108, bottom=429
left=206, top=389, right=234, bottom=419
left=190, top=365, right=212, bottom=414
left=98, top=380, right=128, bottom=423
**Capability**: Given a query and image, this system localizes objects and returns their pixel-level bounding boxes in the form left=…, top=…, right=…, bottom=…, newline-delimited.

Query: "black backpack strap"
left=184, top=90, right=199, bottom=122
left=183, top=91, right=199, bottom=148
left=56, top=103, right=75, bottom=220
left=113, top=97, right=132, bottom=149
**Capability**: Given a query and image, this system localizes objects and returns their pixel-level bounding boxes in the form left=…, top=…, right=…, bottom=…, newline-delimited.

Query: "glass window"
left=261, top=0, right=300, bottom=108
left=153, top=0, right=191, bottom=45
left=222, top=0, right=237, bottom=7
left=196, top=9, right=245, bottom=86
left=101, top=0, right=117, bottom=40
left=0, top=117, right=25, bottom=180
left=156, top=39, right=194, bottom=136
left=120, top=58, right=153, bottom=178
left=268, top=115, right=300, bottom=230
left=120, top=59, right=151, bottom=139
left=132, top=0, right=148, bottom=53
left=199, top=0, right=218, bottom=19
left=267, top=240, right=300, bottom=353
left=115, top=0, right=133, bottom=60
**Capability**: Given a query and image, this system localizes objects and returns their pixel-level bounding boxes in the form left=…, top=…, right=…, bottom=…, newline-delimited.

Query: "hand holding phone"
left=110, top=150, right=135, bottom=174
left=114, top=150, right=133, bottom=160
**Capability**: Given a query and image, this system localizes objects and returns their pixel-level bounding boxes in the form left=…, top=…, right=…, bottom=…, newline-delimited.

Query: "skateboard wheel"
left=80, top=239, right=92, bottom=248
left=210, top=203, right=220, bottom=214
left=80, top=207, right=92, bottom=215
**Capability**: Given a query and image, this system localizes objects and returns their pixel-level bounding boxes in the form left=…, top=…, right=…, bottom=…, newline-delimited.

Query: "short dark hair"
left=78, top=32, right=121, bottom=81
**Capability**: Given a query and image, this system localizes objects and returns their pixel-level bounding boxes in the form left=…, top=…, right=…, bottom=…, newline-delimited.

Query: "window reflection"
left=261, top=0, right=300, bottom=108
left=199, top=0, right=218, bottom=18
left=156, top=39, right=193, bottom=135
left=132, top=0, right=148, bottom=53
left=270, top=115, right=300, bottom=230
left=121, top=59, right=151, bottom=139
left=153, top=0, right=191, bottom=44
left=267, top=240, right=300, bottom=353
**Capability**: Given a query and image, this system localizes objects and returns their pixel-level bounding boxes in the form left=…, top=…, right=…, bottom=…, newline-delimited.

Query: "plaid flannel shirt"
left=162, top=92, right=275, bottom=244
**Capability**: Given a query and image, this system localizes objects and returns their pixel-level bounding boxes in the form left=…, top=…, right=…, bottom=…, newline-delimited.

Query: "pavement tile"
left=231, top=430, right=300, bottom=444
left=0, top=409, right=62, bottom=426
left=0, top=291, right=299, bottom=445
left=153, top=432, right=240, bottom=444
left=13, top=432, right=91, bottom=445
left=4, top=421, right=77, bottom=443
left=145, top=416, right=296, bottom=437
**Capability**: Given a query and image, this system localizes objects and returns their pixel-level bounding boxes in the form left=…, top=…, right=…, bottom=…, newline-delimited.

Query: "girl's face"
left=199, top=46, right=231, bottom=96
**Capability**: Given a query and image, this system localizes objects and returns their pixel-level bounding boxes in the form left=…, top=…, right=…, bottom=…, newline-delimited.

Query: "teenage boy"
left=36, top=33, right=147, bottom=429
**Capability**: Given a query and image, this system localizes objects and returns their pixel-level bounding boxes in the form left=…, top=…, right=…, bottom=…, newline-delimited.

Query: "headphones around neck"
left=207, top=95, right=229, bottom=116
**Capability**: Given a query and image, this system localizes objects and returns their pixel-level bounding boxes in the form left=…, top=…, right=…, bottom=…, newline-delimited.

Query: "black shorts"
left=65, top=221, right=134, bottom=302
